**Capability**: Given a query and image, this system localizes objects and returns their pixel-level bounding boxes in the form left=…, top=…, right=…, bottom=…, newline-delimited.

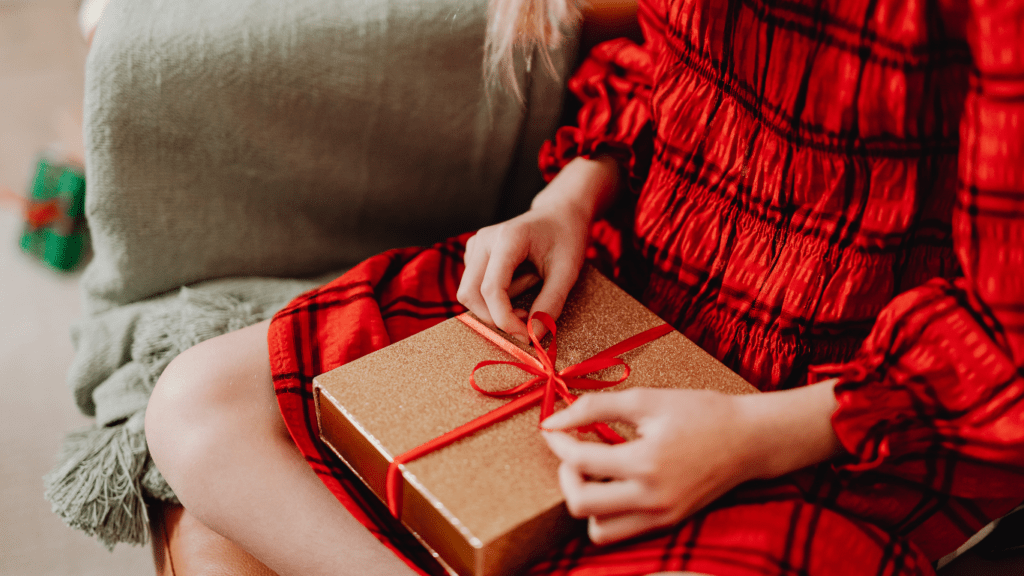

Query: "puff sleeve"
left=538, top=38, right=655, bottom=186
left=826, top=0, right=1024, bottom=500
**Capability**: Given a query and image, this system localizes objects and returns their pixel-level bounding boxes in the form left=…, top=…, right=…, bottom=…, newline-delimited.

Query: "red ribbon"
left=27, top=199, right=63, bottom=229
left=385, top=310, right=673, bottom=518
left=1, top=188, right=71, bottom=232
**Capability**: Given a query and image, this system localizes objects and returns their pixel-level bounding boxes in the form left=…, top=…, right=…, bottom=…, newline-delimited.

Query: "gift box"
left=18, top=155, right=88, bottom=272
left=313, top=266, right=756, bottom=576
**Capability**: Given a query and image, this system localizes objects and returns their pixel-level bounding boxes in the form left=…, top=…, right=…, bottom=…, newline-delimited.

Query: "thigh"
left=525, top=481, right=935, bottom=576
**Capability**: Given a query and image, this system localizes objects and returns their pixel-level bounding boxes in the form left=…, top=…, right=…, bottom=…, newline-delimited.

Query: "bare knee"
left=146, top=340, right=222, bottom=478
left=145, top=319, right=275, bottom=507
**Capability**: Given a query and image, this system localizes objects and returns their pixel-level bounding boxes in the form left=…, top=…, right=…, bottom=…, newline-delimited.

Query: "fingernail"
left=530, top=320, right=548, bottom=339
left=540, top=414, right=565, bottom=429
left=513, top=308, right=528, bottom=321
left=513, top=333, right=529, bottom=345
left=540, top=429, right=562, bottom=444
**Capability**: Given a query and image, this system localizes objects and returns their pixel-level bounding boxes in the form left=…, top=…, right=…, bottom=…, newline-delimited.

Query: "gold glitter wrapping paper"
left=313, top=266, right=757, bottom=576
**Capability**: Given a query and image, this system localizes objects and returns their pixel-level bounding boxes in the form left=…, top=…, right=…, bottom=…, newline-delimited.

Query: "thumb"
left=528, top=257, right=581, bottom=340
left=541, top=390, right=643, bottom=431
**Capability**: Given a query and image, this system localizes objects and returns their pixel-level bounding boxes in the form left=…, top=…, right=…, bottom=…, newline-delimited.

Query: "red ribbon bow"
left=385, top=310, right=673, bottom=517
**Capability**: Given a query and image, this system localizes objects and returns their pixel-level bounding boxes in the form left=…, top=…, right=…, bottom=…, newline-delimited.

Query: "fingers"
left=543, top=431, right=634, bottom=479
left=528, top=251, right=581, bottom=339
left=458, top=235, right=495, bottom=325
left=547, top=431, right=682, bottom=545
left=460, top=234, right=540, bottom=330
left=557, top=462, right=645, bottom=517
left=541, top=390, right=645, bottom=431
left=480, top=236, right=531, bottom=338
left=458, top=227, right=536, bottom=341
left=547, top=432, right=652, bottom=520
left=456, top=207, right=586, bottom=342
left=587, top=510, right=675, bottom=545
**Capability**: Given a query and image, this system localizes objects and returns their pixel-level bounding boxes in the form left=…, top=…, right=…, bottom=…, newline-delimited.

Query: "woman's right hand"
left=457, top=156, right=621, bottom=342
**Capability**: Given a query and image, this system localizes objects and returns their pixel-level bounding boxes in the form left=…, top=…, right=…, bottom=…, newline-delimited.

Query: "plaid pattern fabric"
left=270, top=242, right=464, bottom=576
left=269, top=0, right=1024, bottom=574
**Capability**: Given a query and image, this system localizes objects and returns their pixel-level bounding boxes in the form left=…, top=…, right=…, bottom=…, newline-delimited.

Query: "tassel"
left=45, top=287, right=272, bottom=547
left=43, top=411, right=150, bottom=549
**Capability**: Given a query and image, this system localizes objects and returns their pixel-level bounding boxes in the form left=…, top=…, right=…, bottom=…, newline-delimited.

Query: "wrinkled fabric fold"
left=538, top=38, right=654, bottom=187
left=825, top=0, right=1024, bottom=497
left=531, top=0, right=1024, bottom=564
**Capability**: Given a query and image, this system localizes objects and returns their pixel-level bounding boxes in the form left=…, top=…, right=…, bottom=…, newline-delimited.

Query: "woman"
left=145, top=0, right=1024, bottom=574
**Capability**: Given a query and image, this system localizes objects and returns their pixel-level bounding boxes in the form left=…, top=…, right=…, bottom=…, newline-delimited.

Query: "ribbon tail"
left=456, top=313, right=542, bottom=368
left=540, top=377, right=559, bottom=421
left=591, top=323, right=674, bottom=360
left=585, top=423, right=626, bottom=444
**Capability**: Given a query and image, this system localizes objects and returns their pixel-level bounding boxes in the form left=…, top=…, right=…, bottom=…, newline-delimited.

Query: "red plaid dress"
left=269, top=0, right=1024, bottom=574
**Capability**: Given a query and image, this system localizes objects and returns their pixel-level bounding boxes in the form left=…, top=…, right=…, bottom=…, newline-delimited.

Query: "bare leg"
left=146, top=319, right=417, bottom=576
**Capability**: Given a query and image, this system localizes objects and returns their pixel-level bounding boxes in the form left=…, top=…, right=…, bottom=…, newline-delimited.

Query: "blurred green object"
left=19, top=155, right=88, bottom=272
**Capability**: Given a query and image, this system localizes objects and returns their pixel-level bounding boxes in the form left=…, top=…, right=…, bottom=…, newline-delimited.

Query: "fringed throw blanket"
left=45, top=277, right=331, bottom=547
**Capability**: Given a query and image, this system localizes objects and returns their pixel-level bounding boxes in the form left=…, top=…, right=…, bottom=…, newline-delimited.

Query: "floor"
left=0, top=0, right=153, bottom=574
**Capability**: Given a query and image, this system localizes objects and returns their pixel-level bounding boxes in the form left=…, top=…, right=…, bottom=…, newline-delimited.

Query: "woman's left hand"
left=541, top=388, right=759, bottom=544
left=541, top=381, right=842, bottom=544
